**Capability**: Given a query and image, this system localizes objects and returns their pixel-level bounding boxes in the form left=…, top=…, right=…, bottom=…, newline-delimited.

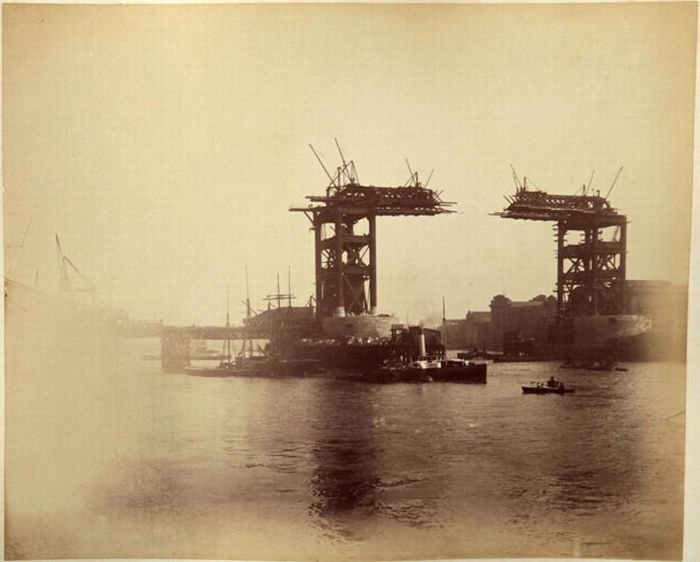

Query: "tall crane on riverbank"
left=55, top=234, right=96, bottom=305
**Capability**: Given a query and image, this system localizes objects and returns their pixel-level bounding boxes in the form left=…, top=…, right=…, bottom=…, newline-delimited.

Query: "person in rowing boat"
left=547, top=376, right=559, bottom=388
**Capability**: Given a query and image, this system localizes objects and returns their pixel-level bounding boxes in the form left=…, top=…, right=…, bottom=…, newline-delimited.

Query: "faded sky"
left=3, top=3, right=696, bottom=325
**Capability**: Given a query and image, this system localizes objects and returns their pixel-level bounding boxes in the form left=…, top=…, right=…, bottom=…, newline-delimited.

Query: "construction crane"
left=55, top=234, right=96, bottom=305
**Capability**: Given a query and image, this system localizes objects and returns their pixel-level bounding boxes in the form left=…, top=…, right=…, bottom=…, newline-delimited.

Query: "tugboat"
left=521, top=376, right=574, bottom=394
left=363, top=331, right=487, bottom=384
left=363, top=357, right=438, bottom=384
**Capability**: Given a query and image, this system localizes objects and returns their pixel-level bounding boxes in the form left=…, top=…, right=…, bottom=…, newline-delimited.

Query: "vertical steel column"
left=369, top=213, right=377, bottom=314
left=557, top=221, right=565, bottom=316
left=590, top=220, right=598, bottom=315
left=335, top=211, right=345, bottom=316
left=618, top=218, right=627, bottom=314
left=314, top=215, right=323, bottom=318
left=619, top=219, right=627, bottom=280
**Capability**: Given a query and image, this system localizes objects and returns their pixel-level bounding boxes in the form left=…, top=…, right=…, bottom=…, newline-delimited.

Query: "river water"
left=5, top=341, right=685, bottom=561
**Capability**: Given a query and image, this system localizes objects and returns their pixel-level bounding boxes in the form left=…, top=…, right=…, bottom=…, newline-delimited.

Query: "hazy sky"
left=3, top=3, right=696, bottom=326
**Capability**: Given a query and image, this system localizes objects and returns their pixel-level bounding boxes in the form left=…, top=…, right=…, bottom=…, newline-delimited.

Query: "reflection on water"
left=310, top=435, right=380, bottom=535
left=5, top=338, right=686, bottom=561
left=309, top=385, right=381, bottom=529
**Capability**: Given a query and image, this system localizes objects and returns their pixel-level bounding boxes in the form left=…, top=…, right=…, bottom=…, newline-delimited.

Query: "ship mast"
left=224, top=285, right=231, bottom=362
left=442, top=296, right=447, bottom=355
left=245, top=262, right=253, bottom=358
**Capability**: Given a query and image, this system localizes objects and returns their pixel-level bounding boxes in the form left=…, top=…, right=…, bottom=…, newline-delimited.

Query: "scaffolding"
left=291, top=143, right=454, bottom=318
left=496, top=172, right=627, bottom=318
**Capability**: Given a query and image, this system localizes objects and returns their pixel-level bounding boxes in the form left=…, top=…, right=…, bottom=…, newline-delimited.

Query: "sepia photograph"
left=2, top=2, right=696, bottom=561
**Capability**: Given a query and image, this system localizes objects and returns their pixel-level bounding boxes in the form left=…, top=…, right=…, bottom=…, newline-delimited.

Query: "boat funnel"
left=418, top=330, right=427, bottom=358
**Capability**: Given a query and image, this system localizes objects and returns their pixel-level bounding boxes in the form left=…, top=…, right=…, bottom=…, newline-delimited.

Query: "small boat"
left=521, top=378, right=574, bottom=394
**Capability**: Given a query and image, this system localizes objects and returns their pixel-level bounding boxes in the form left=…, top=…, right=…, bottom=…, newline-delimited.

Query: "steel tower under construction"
left=496, top=170, right=627, bottom=318
left=291, top=142, right=454, bottom=319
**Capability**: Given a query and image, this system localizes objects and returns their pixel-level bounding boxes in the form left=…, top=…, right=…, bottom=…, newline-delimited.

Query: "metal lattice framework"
left=291, top=144, right=454, bottom=318
left=496, top=174, right=627, bottom=317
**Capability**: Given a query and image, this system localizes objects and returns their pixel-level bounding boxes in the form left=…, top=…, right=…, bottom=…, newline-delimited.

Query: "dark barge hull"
left=363, top=363, right=487, bottom=384
left=293, top=342, right=395, bottom=370
left=361, top=368, right=432, bottom=384
left=229, top=358, right=321, bottom=378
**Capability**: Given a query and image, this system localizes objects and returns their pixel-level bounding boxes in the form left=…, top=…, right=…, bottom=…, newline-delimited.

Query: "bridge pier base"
left=161, top=333, right=190, bottom=372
